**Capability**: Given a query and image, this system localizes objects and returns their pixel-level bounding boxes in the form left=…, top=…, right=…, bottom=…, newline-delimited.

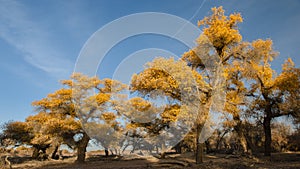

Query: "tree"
left=32, top=84, right=84, bottom=161
left=182, top=6, right=243, bottom=162
left=0, top=121, right=33, bottom=148
left=287, top=128, right=300, bottom=151
left=185, top=6, right=300, bottom=158
left=32, top=73, right=126, bottom=162
left=129, top=57, right=201, bottom=158
left=69, top=73, right=127, bottom=159
left=229, top=38, right=299, bottom=156
left=128, top=7, right=245, bottom=163
left=271, top=122, right=291, bottom=152
left=0, top=120, right=51, bottom=159
left=25, top=111, right=81, bottom=159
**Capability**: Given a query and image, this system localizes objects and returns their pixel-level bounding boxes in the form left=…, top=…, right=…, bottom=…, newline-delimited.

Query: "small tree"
left=32, top=73, right=126, bottom=162
left=0, top=121, right=33, bottom=147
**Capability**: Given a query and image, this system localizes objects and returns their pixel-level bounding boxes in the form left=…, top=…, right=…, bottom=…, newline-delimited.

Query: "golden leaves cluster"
left=198, top=6, right=243, bottom=53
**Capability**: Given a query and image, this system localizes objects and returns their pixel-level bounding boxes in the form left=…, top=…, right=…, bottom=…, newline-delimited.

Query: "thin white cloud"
left=0, top=0, right=73, bottom=78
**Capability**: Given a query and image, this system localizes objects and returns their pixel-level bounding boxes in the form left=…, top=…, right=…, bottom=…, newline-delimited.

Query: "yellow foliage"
left=129, top=97, right=151, bottom=112
left=161, top=105, right=180, bottom=123
left=101, top=112, right=117, bottom=122
left=250, top=39, right=278, bottom=63
left=198, top=6, right=243, bottom=53
left=182, top=50, right=204, bottom=69
left=275, top=58, right=300, bottom=93
left=95, top=93, right=111, bottom=105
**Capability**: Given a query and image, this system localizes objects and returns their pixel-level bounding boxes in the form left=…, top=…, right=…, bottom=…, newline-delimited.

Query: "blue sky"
left=0, top=0, right=300, bottom=125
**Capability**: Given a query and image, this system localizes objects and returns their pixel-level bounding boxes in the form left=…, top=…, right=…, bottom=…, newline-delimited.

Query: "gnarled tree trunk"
left=32, top=147, right=39, bottom=159
left=263, top=114, right=272, bottom=156
left=76, top=132, right=90, bottom=163
left=32, top=144, right=50, bottom=160
left=51, top=145, right=59, bottom=159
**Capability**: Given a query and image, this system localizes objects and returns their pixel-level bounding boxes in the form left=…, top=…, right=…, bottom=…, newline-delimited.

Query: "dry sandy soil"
left=2, top=152, right=300, bottom=169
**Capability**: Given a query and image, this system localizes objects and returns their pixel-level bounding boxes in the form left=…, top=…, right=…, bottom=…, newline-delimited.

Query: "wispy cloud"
left=0, top=0, right=73, bottom=78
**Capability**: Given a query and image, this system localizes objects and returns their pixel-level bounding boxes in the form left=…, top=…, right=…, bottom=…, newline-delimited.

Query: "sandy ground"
left=2, top=152, right=300, bottom=169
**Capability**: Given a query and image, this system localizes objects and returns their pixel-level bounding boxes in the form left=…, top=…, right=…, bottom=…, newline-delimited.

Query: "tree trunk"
left=174, top=141, right=182, bottom=154
left=32, top=147, right=40, bottom=159
left=263, top=115, right=272, bottom=156
left=216, top=129, right=229, bottom=151
left=131, top=142, right=137, bottom=154
left=233, top=116, right=248, bottom=153
left=110, top=149, right=114, bottom=155
left=122, top=144, right=129, bottom=154
left=244, top=134, right=255, bottom=155
left=51, top=145, right=59, bottom=159
left=237, top=129, right=248, bottom=153
left=161, top=143, right=166, bottom=159
left=196, top=124, right=204, bottom=164
left=76, top=133, right=90, bottom=163
left=105, top=148, right=109, bottom=156
left=196, top=142, right=204, bottom=164
left=205, top=140, right=211, bottom=154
